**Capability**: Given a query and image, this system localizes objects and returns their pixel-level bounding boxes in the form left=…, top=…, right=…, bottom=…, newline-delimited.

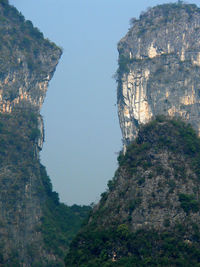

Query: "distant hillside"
left=65, top=117, right=200, bottom=266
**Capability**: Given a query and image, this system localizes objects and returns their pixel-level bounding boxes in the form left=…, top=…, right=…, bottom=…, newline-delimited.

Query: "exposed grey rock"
left=117, top=3, right=200, bottom=147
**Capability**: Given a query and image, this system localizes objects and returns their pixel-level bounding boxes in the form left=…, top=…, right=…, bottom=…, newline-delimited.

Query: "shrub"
left=29, top=128, right=40, bottom=141
left=179, top=194, right=199, bottom=214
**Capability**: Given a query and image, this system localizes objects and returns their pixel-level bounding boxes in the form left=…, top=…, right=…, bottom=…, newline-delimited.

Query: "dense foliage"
left=65, top=117, right=200, bottom=266
left=40, top=164, right=91, bottom=258
left=0, top=108, right=39, bottom=165
left=0, top=1, right=61, bottom=80
left=118, top=116, right=200, bottom=175
left=138, top=2, right=200, bottom=35
left=65, top=224, right=200, bottom=266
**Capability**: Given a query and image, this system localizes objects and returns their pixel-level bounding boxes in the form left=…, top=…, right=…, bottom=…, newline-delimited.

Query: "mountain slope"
left=65, top=117, right=200, bottom=266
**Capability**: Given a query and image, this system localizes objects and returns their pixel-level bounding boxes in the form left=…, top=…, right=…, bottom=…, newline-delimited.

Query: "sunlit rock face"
left=117, top=3, right=200, bottom=147
left=0, top=1, right=61, bottom=150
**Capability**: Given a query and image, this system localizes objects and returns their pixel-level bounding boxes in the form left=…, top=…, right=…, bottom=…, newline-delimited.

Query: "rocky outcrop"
left=117, top=3, right=200, bottom=147
left=0, top=1, right=61, bottom=150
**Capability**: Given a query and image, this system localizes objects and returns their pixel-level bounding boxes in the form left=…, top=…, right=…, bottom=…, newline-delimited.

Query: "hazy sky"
left=9, top=0, right=200, bottom=205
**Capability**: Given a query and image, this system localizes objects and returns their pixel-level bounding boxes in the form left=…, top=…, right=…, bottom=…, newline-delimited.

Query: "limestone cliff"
left=0, top=1, right=61, bottom=151
left=65, top=3, right=200, bottom=266
left=0, top=2, right=91, bottom=266
left=117, top=3, right=200, bottom=147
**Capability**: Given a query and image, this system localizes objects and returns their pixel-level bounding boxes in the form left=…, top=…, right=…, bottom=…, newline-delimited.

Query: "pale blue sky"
left=9, top=0, right=200, bottom=205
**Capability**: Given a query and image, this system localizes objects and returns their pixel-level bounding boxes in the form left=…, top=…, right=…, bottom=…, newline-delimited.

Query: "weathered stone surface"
left=0, top=1, right=61, bottom=150
left=117, top=3, right=200, bottom=147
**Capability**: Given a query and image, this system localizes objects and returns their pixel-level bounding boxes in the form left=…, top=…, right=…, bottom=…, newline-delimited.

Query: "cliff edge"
left=117, top=3, right=200, bottom=147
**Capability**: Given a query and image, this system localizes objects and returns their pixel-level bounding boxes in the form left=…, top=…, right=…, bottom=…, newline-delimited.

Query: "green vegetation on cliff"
left=40, top=164, right=91, bottom=258
left=65, top=224, right=200, bottom=267
left=0, top=0, right=62, bottom=112
left=65, top=117, right=200, bottom=266
left=0, top=0, right=61, bottom=74
left=0, top=109, right=91, bottom=266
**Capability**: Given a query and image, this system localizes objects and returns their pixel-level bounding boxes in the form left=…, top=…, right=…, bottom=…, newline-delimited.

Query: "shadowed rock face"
left=117, top=3, right=200, bottom=147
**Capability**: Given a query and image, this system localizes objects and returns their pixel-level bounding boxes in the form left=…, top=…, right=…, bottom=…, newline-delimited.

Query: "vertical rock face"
left=0, top=3, right=91, bottom=266
left=0, top=2, right=67, bottom=266
left=0, top=4, right=61, bottom=112
left=0, top=1, right=61, bottom=150
left=117, top=3, right=200, bottom=147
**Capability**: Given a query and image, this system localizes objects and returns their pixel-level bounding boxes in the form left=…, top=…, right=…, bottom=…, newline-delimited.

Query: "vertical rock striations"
left=117, top=3, right=200, bottom=147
